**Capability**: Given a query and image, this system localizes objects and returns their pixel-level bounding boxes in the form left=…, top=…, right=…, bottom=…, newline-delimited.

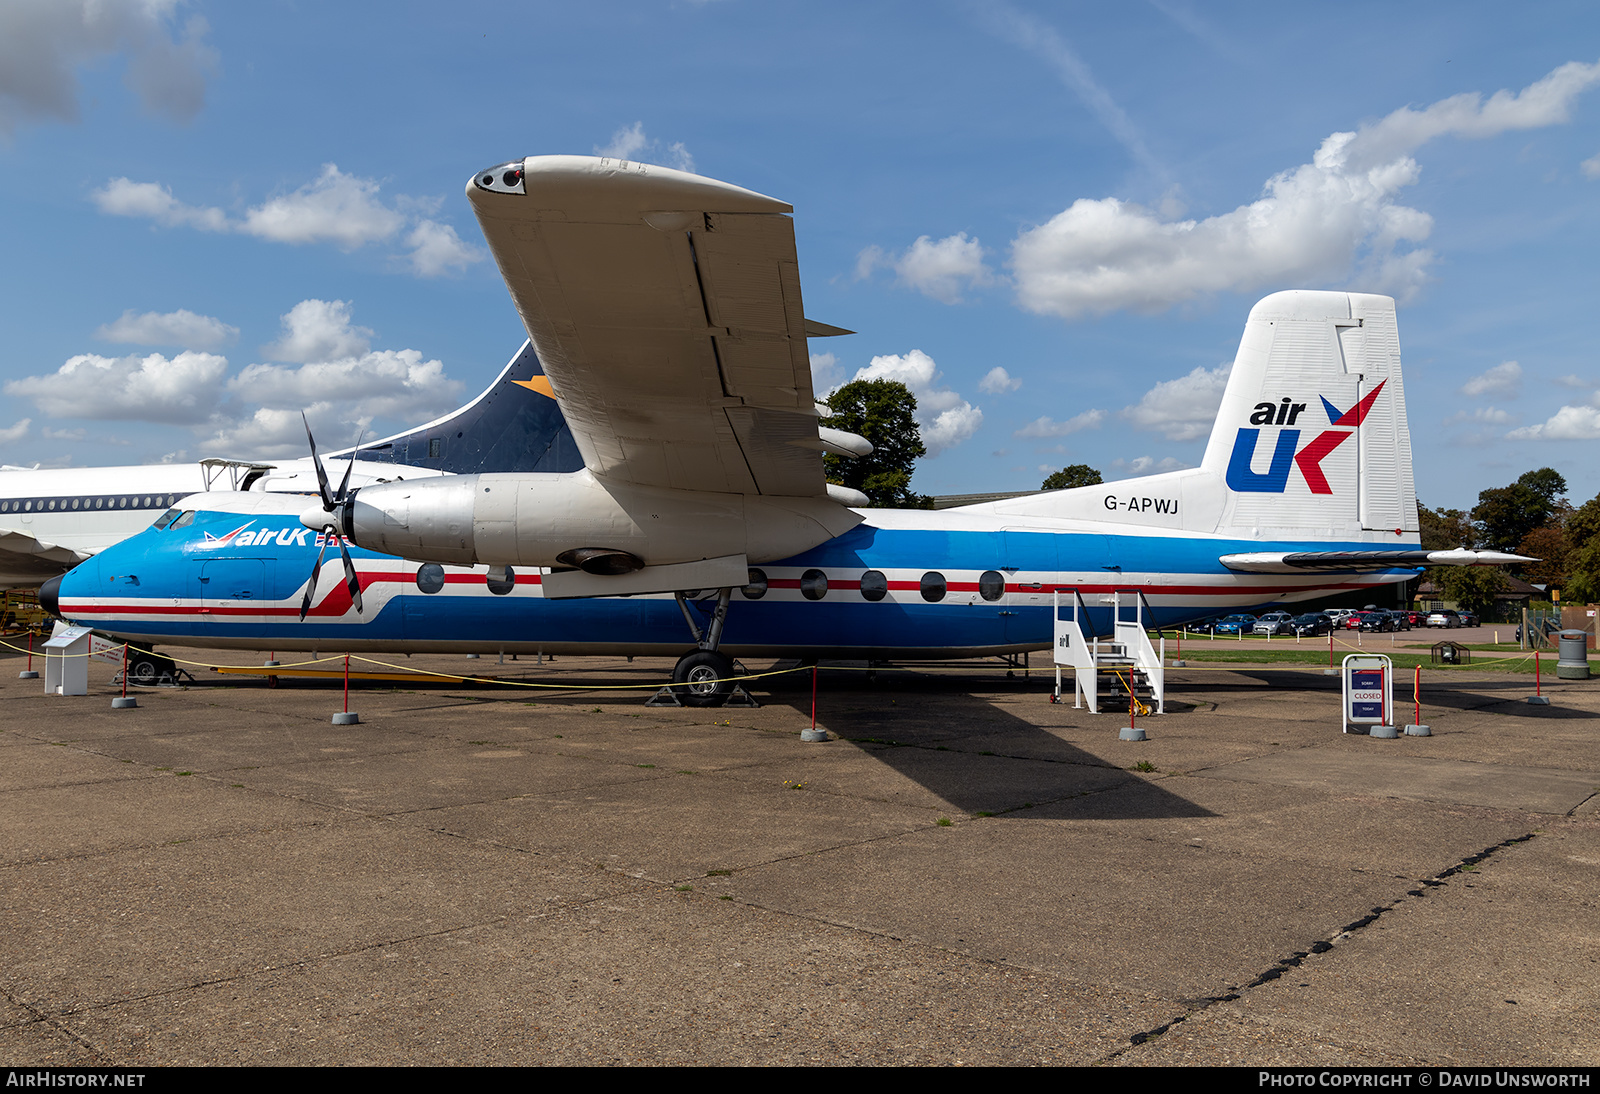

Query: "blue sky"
left=1, top=1, right=1597, bottom=512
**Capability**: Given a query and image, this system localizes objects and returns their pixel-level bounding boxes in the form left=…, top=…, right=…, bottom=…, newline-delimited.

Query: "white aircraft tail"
left=1199, top=289, right=1418, bottom=540
left=973, top=290, right=1420, bottom=546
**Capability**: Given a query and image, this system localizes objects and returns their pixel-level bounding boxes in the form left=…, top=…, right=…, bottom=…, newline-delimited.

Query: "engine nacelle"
left=338, top=470, right=862, bottom=569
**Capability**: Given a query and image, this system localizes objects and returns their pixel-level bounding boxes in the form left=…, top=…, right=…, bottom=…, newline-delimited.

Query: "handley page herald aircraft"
left=0, top=341, right=583, bottom=587
left=45, top=156, right=1526, bottom=702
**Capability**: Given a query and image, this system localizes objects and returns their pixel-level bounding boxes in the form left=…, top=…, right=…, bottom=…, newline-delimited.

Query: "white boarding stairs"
left=1052, top=590, right=1165, bottom=715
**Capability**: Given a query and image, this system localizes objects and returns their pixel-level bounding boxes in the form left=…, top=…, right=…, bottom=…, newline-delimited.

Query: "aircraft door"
left=196, top=558, right=267, bottom=623
left=1001, top=529, right=1060, bottom=645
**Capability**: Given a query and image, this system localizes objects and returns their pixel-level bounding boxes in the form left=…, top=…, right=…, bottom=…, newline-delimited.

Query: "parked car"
left=1291, top=613, right=1333, bottom=636
left=1455, top=609, right=1479, bottom=627
left=1426, top=610, right=1460, bottom=628
left=1252, top=611, right=1294, bottom=636
left=1213, top=614, right=1258, bottom=636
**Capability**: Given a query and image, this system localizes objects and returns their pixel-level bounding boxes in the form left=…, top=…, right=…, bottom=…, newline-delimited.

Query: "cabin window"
left=979, top=570, right=1005, bottom=602
left=920, top=572, right=947, bottom=603
left=741, top=568, right=768, bottom=600
left=486, top=566, right=515, bottom=595
left=47, top=500, right=56, bottom=510
left=859, top=570, right=888, bottom=602
left=800, top=568, right=828, bottom=601
left=70, top=499, right=79, bottom=510
left=416, top=564, right=445, bottom=594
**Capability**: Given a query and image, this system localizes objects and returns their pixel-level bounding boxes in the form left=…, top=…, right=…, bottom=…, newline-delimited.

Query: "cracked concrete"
left=1, top=649, right=1596, bottom=1065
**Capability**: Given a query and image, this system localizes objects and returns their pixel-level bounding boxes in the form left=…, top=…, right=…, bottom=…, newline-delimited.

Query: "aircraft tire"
left=672, top=650, right=734, bottom=707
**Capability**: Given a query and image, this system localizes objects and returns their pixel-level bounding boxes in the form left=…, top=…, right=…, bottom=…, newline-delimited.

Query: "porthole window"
left=920, top=571, right=947, bottom=603
left=801, top=568, right=828, bottom=601
left=71, top=498, right=80, bottom=510
left=415, top=563, right=445, bottom=594
left=859, top=570, right=888, bottom=602
left=486, top=565, right=515, bottom=595
left=741, top=568, right=768, bottom=600
left=979, top=570, right=1005, bottom=602
left=95, top=498, right=103, bottom=509
left=47, top=500, right=56, bottom=510
left=143, top=496, right=152, bottom=507
left=24, top=501, right=32, bottom=512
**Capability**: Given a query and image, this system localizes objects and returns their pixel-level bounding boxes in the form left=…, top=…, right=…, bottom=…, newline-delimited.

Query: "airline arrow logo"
left=1226, top=381, right=1385, bottom=495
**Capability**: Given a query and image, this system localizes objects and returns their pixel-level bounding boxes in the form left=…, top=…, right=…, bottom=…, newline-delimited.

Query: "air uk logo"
left=1225, top=381, right=1386, bottom=494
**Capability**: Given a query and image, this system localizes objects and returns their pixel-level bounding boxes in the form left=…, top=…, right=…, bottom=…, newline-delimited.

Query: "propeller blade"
left=299, top=534, right=332, bottom=620
left=335, top=531, right=364, bottom=615
left=302, top=412, right=335, bottom=511
left=334, top=431, right=363, bottom=503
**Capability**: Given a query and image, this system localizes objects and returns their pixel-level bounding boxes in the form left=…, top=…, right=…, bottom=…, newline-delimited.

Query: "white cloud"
left=1015, top=409, right=1106, bottom=438
left=1121, top=362, right=1232, bottom=441
left=1444, top=406, right=1513, bottom=426
left=595, top=122, right=695, bottom=173
left=95, top=308, right=237, bottom=350
left=0, top=419, right=30, bottom=444
left=1554, top=374, right=1594, bottom=389
left=979, top=366, right=1021, bottom=394
left=857, top=233, right=994, bottom=304
left=1581, top=152, right=1600, bottom=179
left=5, top=351, right=229, bottom=424
left=240, top=164, right=404, bottom=249
left=1010, top=60, right=1600, bottom=319
left=809, top=351, right=845, bottom=393
left=1460, top=360, right=1522, bottom=398
left=93, top=164, right=478, bottom=277
left=0, top=0, right=217, bottom=136
left=93, top=177, right=226, bottom=231
left=227, top=350, right=459, bottom=423
left=406, top=220, right=484, bottom=276
left=852, top=349, right=983, bottom=455
left=1506, top=403, right=1600, bottom=441
left=1106, top=455, right=1192, bottom=478
left=261, top=300, right=371, bottom=363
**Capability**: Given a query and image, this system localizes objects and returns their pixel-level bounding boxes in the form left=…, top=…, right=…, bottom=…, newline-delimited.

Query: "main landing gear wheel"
left=672, top=649, right=734, bottom=707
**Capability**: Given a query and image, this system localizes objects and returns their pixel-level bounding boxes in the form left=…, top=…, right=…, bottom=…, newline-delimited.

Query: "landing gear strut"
left=670, top=588, right=734, bottom=707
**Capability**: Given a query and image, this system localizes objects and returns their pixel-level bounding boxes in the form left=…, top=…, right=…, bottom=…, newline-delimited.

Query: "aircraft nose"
left=38, top=574, right=62, bottom=619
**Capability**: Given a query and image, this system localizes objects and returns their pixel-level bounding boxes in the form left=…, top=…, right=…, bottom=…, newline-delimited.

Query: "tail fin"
left=1202, top=290, right=1418, bottom=540
left=965, top=290, right=1419, bottom=548
left=334, top=342, right=583, bottom=475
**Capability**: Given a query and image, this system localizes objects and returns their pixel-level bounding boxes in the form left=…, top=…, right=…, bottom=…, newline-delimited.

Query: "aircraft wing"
left=1219, top=549, right=1534, bottom=573
left=466, top=156, right=827, bottom=498
left=0, top=529, right=88, bottom=585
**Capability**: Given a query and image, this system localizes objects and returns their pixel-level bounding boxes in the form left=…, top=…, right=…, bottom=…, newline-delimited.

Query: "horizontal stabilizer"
left=1219, top=549, right=1534, bottom=573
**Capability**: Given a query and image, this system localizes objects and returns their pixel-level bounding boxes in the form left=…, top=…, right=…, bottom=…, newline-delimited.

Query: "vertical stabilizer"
left=336, top=342, right=583, bottom=475
left=1202, top=291, right=1418, bottom=542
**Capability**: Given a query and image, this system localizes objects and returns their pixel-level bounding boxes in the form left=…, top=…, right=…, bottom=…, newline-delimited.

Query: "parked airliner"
left=46, top=287, right=1524, bottom=705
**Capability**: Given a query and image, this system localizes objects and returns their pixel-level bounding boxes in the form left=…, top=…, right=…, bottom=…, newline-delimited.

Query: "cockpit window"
left=171, top=510, right=196, bottom=529
left=152, top=508, right=181, bottom=530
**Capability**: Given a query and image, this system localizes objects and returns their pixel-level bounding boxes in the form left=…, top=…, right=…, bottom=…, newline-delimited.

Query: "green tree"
left=1418, top=501, right=1475, bottom=551
left=1564, top=492, right=1600, bottom=603
left=1434, top=565, right=1506, bottom=616
left=822, top=379, right=928, bottom=508
left=1474, top=468, right=1566, bottom=553
left=1041, top=464, right=1103, bottom=491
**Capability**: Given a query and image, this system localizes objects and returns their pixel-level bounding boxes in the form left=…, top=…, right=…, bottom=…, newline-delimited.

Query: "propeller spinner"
left=298, top=414, right=364, bottom=620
